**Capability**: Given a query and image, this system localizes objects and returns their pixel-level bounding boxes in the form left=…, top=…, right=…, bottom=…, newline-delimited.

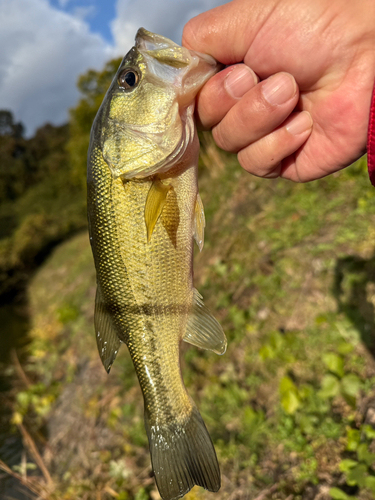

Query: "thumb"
left=182, top=0, right=272, bottom=65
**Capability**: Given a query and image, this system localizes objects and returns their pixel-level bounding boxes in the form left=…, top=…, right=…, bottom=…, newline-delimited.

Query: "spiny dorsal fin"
left=145, top=179, right=172, bottom=243
left=95, top=285, right=122, bottom=373
left=183, top=289, right=227, bottom=355
left=193, top=193, right=205, bottom=252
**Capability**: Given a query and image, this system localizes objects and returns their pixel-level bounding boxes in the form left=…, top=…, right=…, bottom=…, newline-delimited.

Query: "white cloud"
left=0, top=0, right=114, bottom=135
left=112, top=0, right=228, bottom=55
left=0, top=0, right=228, bottom=136
left=73, top=5, right=97, bottom=21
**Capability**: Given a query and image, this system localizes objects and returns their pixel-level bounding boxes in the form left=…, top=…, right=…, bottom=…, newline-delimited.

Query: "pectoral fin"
left=95, top=285, right=121, bottom=373
left=193, top=193, right=205, bottom=252
left=145, top=179, right=172, bottom=243
left=183, top=289, right=227, bottom=355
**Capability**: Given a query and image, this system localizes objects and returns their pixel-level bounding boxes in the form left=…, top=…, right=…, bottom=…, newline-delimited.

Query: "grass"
left=3, top=138, right=375, bottom=500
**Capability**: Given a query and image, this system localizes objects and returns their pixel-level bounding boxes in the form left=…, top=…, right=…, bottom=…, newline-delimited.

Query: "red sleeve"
left=368, top=85, right=375, bottom=186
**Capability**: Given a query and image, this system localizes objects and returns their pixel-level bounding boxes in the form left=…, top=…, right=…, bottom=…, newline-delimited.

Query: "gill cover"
left=99, top=28, right=217, bottom=180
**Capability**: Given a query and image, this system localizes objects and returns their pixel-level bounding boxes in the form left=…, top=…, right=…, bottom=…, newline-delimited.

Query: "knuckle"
left=212, top=123, right=233, bottom=152
left=238, top=138, right=281, bottom=177
left=237, top=148, right=254, bottom=173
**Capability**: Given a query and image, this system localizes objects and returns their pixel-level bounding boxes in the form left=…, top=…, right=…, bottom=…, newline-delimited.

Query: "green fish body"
left=87, top=28, right=227, bottom=500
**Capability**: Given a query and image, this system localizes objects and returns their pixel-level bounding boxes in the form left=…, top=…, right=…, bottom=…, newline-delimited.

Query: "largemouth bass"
left=87, top=28, right=227, bottom=500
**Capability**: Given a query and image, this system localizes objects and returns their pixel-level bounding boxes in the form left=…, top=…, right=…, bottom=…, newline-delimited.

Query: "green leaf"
left=329, top=487, right=351, bottom=500
left=16, top=391, right=30, bottom=408
left=135, top=488, right=148, bottom=500
left=323, top=352, right=344, bottom=378
left=281, top=390, right=300, bottom=415
left=298, top=383, right=314, bottom=400
left=365, top=475, right=375, bottom=493
left=279, top=376, right=300, bottom=414
left=339, top=459, right=358, bottom=472
left=318, top=374, right=340, bottom=399
left=357, top=443, right=375, bottom=466
left=117, top=493, right=129, bottom=500
left=337, top=342, right=354, bottom=355
left=259, top=344, right=275, bottom=360
left=346, top=429, right=361, bottom=451
left=341, top=374, right=361, bottom=399
left=279, top=376, right=297, bottom=395
left=346, top=463, right=367, bottom=487
left=363, top=424, right=375, bottom=440
left=12, top=463, right=37, bottom=473
left=269, top=331, right=284, bottom=351
left=297, top=414, right=318, bottom=434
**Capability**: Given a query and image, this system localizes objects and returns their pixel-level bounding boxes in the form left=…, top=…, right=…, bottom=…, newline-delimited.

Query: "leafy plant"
left=329, top=425, right=375, bottom=499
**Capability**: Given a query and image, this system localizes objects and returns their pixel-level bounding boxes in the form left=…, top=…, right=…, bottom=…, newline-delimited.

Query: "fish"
left=87, top=28, right=227, bottom=500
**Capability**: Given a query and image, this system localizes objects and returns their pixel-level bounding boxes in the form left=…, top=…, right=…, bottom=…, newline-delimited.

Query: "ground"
left=3, top=139, right=375, bottom=500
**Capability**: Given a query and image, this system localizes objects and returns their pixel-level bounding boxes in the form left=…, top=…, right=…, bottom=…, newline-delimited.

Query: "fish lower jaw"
left=119, top=106, right=195, bottom=182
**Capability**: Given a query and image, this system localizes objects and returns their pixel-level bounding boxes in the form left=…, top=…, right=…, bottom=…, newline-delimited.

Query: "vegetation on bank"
left=0, top=114, right=85, bottom=298
left=1, top=57, right=375, bottom=500
left=0, top=57, right=121, bottom=299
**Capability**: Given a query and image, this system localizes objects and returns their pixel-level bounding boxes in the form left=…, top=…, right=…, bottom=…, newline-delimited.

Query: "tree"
left=67, top=58, right=122, bottom=188
left=0, top=110, right=24, bottom=138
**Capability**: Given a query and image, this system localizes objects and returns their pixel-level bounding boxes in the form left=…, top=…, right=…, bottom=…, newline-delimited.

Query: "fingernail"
left=224, top=66, right=258, bottom=99
left=286, top=111, right=313, bottom=135
left=262, top=73, right=296, bottom=105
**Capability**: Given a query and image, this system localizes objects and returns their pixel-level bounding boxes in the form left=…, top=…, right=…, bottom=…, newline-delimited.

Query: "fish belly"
left=116, top=162, right=197, bottom=419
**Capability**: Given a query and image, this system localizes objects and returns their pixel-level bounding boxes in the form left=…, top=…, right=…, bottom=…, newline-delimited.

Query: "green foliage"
left=0, top=57, right=123, bottom=299
left=67, top=58, right=122, bottom=187
left=13, top=382, right=59, bottom=425
left=57, top=304, right=80, bottom=324
left=330, top=425, right=375, bottom=499
left=0, top=118, right=87, bottom=297
left=280, top=376, right=300, bottom=415
left=134, top=488, right=149, bottom=500
left=329, top=487, right=355, bottom=500
left=323, top=352, right=345, bottom=378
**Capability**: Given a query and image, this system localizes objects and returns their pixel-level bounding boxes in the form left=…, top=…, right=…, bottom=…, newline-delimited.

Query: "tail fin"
left=144, top=406, right=220, bottom=500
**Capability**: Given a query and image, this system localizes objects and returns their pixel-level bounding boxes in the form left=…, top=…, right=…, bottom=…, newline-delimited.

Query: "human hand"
left=182, top=0, right=375, bottom=182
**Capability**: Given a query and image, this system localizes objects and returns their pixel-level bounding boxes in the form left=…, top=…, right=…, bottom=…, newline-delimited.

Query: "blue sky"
left=49, top=0, right=117, bottom=43
left=0, top=0, right=228, bottom=135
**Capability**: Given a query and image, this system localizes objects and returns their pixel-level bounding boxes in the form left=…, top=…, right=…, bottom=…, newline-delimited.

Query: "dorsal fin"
left=144, top=179, right=172, bottom=243
left=95, top=285, right=122, bottom=373
left=183, top=289, right=227, bottom=355
left=193, top=193, right=205, bottom=252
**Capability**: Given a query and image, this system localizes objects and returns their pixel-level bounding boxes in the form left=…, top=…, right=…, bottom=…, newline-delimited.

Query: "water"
left=0, top=296, right=32, bottom=499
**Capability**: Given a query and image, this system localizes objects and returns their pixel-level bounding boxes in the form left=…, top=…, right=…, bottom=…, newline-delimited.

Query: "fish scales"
left=87, top=28, right=227, bottom=500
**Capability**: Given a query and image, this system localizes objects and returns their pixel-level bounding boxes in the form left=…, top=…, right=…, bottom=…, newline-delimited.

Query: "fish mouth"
left=99, top=29, right=220, bottom=181
left=135, top=27, right=219, bottom=103
left=136, top=28, right=182, bottom=52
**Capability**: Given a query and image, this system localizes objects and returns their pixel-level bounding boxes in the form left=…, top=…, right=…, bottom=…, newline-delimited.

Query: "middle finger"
left=212, top=72, right=299, bottom=153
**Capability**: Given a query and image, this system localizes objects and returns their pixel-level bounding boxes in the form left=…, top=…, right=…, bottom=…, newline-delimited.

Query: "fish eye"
left=118, top=68, right=140, bottom=90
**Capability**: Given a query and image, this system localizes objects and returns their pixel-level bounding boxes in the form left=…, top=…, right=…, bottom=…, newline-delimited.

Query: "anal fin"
left=145, top=179, right=172, bottom=243
left=193, top=193, right=205, bottom=252
left=183, top=289, right=227, bottom=355
left=95, top=285, right=121, bottom=373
